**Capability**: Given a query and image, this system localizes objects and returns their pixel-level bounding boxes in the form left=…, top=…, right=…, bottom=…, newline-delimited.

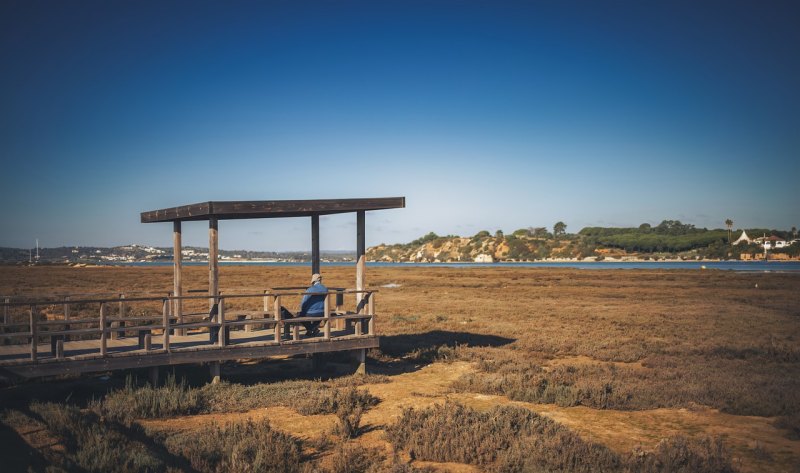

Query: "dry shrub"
left=322, top=444, right=434, bottom=473
left=101, top=373, right=202, bottom=424
left=326, top=443, right=380, bottom=473
left=30, top=402, right=163, bottom=472
left=386, top=402, right=621, bottom=472
left=99, top=375, right=379, bottom=422
left=327, top=387, right=368, bottom=438
left=628, top=436, right=737, bottom=473
left=453, top=348, right=800, bottom=417
left=774, top=412, right=800, bottom=440
left=161, top=418, right=301, bottom=473
left=386, top=402, right=737, bottom=473
left=295, top=385, right=378, bottom=417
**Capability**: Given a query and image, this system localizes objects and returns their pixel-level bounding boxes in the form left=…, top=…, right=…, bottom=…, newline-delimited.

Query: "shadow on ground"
left=379, top=330, right=515, bottom=358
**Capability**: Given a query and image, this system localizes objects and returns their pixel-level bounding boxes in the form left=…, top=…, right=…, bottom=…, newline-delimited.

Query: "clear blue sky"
left=2, top=1, right=798, bottom=251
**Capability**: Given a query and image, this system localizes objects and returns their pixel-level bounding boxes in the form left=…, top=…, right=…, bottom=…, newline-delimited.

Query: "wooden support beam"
left=210, top=362, right=221, bottom=384
left=311, top=214, right=320, bottom=275
left=144, top=333, right=152, bottom=351
left=356, top=210, right=365, bottom=314
left=209, top=217, right=219, bottom=308
left=173, top=221, right=184, bottom=335
left=56, top=339, right=64, bottom=360
left=354, top=348, right=366, bottom=375
left=150, top=366, right=159, bottom=386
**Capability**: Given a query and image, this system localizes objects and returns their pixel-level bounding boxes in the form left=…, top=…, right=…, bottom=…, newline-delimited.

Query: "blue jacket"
left=300, top=282, right=328, bottom=316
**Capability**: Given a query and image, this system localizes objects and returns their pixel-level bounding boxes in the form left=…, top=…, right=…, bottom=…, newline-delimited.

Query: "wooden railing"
left=0, top=289, right=377, bottom=363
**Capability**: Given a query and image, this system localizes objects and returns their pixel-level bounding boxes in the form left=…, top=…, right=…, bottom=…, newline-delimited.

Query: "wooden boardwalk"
left=0, top=290, right=379, bottom=380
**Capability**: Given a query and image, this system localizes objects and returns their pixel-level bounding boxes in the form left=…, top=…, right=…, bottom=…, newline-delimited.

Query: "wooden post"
left=311, top=214, right=320, bottom=275
left=209, top=217, right=219, bottom=310
left=144, top=333, right=152, bottom=351
left=355, top=349, right=366, bottom=376
left=162, top=299, right=170, bottom=352
left=323, top=293, right=331, bottom=340
left=99, top=303, right=107, bottom=357
left=30, top=305, right=37, bottom=362
left=110, top=321, right=120, bottom=340
left=292, top=324, right=299, bottom=341
left=3, top=297, right=8, bottom=325
left=356, top=210, right=366, bottom=314
left=173, top=220, right=184, bottom=335
left=210, top=362, right=221, bottom=384
left=368, top=292, right=375, bottom=336
left=149, top=367, right=159, bottom=387
left=63, top=296, right=70, bottom=341
left=273, top=295, right=281, bottom=343
left=117, top=294, right=125, bottom=339
left=218, top=297, right=226, bottom=347
left=56, top=339, right=64, bottom=360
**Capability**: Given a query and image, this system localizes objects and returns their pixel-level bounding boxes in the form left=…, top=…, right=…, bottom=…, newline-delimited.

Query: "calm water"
left=117, top=261, right=800, bottom=272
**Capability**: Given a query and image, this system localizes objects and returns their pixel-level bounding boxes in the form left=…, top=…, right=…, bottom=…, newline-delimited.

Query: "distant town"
left=0, top=244, right=355, bottom=265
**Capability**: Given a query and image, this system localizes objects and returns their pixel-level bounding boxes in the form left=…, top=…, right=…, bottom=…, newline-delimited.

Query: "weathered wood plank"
left=141, top=197, right=405, bottom=222
left=3, top=336, right=379, bottom=378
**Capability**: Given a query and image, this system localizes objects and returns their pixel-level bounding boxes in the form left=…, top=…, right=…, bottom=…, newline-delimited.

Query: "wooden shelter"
left=0, top=197, right=404, bottom=382
left=141, top=197, right=405, bottom=324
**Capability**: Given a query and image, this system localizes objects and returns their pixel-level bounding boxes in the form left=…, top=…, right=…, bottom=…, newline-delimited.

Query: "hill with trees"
left=367, top=220, right=794, bottom=262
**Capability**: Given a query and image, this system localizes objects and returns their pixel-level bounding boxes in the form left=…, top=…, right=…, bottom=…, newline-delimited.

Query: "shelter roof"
left=141, top=197, right=405, bottom=223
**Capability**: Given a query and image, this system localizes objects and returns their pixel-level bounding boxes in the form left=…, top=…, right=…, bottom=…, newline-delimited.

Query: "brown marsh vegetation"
left=1, top=265, right=799, bottom=472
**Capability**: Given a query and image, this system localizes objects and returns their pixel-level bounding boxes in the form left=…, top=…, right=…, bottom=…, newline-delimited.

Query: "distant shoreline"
left=10, top=260, right=797, bottom=272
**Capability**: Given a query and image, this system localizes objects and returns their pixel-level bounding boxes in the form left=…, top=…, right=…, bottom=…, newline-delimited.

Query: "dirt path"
left=139, top=361, right=798, bottom=472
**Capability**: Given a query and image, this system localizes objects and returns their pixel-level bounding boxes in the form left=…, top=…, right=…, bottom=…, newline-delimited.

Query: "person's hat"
left=311, top=273, right=322, bottom=284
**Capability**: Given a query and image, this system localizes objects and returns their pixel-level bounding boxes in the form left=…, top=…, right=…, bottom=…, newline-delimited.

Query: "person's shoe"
left=307, top=327, right=321, bottom=337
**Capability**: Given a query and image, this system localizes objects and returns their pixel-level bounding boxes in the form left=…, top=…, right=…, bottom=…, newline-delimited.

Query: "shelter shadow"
left=379, top=330, right=515, bottom=359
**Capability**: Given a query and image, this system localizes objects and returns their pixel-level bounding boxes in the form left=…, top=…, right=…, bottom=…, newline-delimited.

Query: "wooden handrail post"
left=273, top=295, right=281, bottom=343
left=99, top=302, right=107, bottom=357
left=119, top=293, right=125, bottom=318
left=162, top=299, right=170, bottom=352
left=218, top=297, right=226, bottom=347
left=368, top=292, right=375, bottom=336
left=323, top=293, right=331, bottom=340
left=63, top=296, right=70, bottom=341
left=3, top=297, right=8, bottom=325
left=30, top=305, right=37, bottom=362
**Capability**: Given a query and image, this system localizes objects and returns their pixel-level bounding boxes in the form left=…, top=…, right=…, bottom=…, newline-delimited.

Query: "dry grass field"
left=1, top=265, right=799, bottom=472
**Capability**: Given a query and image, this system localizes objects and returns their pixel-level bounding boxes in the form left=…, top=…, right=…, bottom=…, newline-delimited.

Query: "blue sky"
left=1, top=1, right=798, bottom=251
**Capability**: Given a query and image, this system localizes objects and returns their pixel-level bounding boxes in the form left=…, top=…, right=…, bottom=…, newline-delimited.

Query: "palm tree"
left=725, top=219, right=733, bottom=244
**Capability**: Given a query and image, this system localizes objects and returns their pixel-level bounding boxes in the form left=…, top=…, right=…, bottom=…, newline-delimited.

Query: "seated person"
left=298, top=273, right=328, bottom=336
